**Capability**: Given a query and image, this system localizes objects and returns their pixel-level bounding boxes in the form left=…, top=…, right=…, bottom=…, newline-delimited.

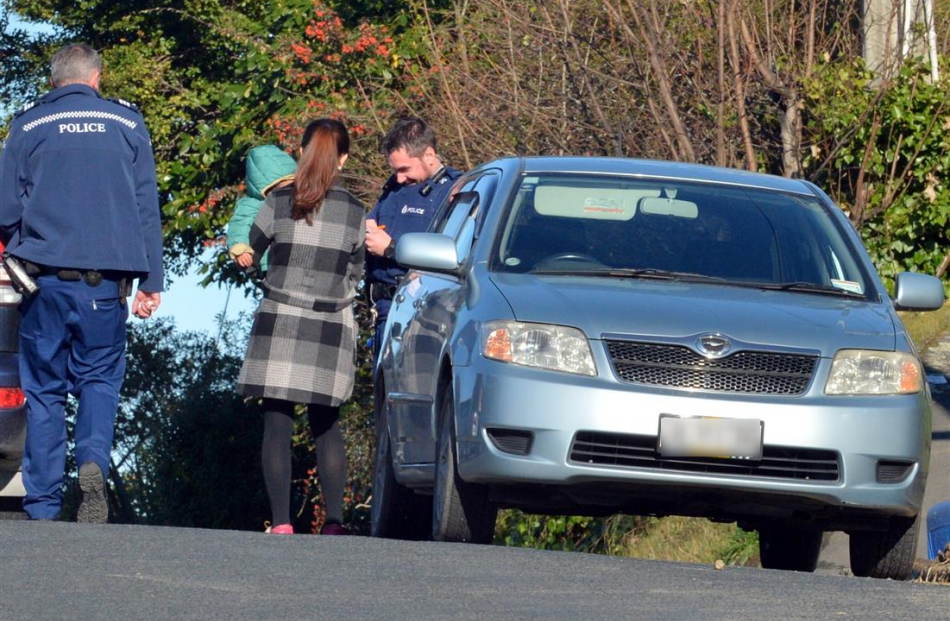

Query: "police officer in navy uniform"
left=0, top=43, right=163, bottom=522
left=365, top=118, right=461, bottom=363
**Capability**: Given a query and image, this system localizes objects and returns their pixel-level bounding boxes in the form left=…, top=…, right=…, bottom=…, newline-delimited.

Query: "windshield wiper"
left=756, top=281, right=865, bottom=298
left=531, top=268, right=726, bottom=283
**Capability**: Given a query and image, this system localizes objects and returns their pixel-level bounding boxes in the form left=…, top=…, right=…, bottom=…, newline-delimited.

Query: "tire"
left=849, top=515, right=919, bottom=580
left=432, top=386, right=496, bottom=544
left=370, top=389, right=432, bottom=540
left=758, top=527, right=822, bottom=572
left=0, top=497, right=27, bottom=520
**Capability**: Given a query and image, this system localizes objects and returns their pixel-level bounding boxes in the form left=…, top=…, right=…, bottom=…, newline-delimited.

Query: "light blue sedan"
left=371, top=157, right=944, bottom=580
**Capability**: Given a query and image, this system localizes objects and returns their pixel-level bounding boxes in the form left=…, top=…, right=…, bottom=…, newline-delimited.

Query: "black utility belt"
left=26, top=262, right=125, bottom=287
left=370, top=282, right=397, bottom=302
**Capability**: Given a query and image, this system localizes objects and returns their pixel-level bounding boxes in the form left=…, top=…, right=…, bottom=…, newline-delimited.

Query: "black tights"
left=261, top=398, right=347, bottom=527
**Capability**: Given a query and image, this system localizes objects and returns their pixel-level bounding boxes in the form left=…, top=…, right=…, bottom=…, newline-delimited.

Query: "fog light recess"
left=487, top=428, right=534, bottom=456
left=875, top=460, right=914, bottom=484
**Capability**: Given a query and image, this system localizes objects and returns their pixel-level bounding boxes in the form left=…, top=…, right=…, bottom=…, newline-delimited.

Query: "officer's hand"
left=366, top=219, right=392, bottom=257
left=235, top=252, right=254, bottom=268
left=132, top=290, right=161, bottom=319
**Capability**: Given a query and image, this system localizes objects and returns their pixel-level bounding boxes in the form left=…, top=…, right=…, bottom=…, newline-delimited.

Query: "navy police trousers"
left=19, top=275, right=127, bottom=519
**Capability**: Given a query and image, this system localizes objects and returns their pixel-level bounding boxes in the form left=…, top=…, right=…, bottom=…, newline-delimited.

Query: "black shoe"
left=76, top=462, right=108, bottom=524
left=320, top=521, right=348, bottom=536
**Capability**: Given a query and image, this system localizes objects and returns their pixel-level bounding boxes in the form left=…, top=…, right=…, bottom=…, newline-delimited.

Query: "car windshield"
left=493, top=174, right=873, bottom=299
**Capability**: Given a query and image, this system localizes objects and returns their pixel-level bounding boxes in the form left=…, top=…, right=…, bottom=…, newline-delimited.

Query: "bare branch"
left=726, top=0, right=756, bottom=170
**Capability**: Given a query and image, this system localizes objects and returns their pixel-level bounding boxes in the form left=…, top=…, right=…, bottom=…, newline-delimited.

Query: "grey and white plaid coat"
left=236, top=183, right=366, bottom=406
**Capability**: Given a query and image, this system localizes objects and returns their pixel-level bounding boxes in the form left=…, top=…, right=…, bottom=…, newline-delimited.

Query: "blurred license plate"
left=658, top=415, right=763, bottom=460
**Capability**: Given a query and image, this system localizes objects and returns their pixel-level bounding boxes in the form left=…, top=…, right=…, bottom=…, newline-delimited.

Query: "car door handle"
left=395, top=294, right=405, bottom=304
left=390, top=324, right=402, bottom=340
left=413, top=298, right=425, bottom=309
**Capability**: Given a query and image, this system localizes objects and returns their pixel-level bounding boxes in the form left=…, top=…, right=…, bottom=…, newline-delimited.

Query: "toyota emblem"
left=696, top=334, right=732, bottom=358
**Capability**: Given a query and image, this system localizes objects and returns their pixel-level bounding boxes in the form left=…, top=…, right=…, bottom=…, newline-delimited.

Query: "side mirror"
left=395, top=232, right=461, bottom=274
left=893, top=272, right=944, bottom=311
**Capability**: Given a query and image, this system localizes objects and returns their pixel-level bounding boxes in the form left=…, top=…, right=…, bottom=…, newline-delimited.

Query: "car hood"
left=488, top=274, right=896, bottom=356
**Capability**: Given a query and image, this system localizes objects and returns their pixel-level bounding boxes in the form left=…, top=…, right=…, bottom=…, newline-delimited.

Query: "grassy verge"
left=622, top=516, right=759, bottom=566
left=899, top=302, right=950, bottom=353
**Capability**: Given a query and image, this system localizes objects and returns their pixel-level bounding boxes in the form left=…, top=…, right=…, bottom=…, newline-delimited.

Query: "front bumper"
left=453, top=359, right=930, bottom=528
left=0, top=469, right=25, bottom=498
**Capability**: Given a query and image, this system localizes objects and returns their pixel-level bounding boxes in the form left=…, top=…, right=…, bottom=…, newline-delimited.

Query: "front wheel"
left=849, top=515, right=919, bottom=580
left=432, top=386, right=497, bottom=544
left=758, top=527, right=822, bottom=572
left=0, top=496, right=27, bottom=520
left=370, top=390, right=432, bottom=540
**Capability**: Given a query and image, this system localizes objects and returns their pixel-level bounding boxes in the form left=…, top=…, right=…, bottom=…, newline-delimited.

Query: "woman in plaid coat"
left=236, top=119, right=365, bottom=535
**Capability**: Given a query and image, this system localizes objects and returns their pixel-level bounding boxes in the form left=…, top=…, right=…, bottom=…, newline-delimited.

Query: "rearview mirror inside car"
left=638, top=197, right=698, bottom=218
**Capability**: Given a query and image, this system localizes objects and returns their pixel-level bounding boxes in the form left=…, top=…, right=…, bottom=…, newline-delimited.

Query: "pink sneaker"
left=265, top=523, right=294, bottom=535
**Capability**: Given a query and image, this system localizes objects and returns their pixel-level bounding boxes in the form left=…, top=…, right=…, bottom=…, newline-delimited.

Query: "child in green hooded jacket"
left=227, top=145, right=297, bottom=273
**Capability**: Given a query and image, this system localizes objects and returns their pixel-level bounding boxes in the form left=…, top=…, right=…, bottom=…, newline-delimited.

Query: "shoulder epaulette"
left=107, top=97, right=141, bottom=113
left=13, top=100, right=40, bottom=118
left=380, top=174, right=398, bottom=194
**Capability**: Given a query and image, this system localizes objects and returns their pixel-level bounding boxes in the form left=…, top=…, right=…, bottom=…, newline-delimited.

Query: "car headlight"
left=481, top=320, right=596, bottom=376
left=825, top=350, right=922, bottom=395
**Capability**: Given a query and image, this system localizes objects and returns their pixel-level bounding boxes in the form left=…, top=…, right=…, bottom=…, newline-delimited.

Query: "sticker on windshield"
left=533, top=186, right=655, bottom=220
left=831, top=279, right=863, bottom=294
left=583, top=196, right=626, bottom=215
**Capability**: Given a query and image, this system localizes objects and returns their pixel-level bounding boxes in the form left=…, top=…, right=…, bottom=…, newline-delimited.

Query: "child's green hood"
left=245, top=145, right=297, bottom=199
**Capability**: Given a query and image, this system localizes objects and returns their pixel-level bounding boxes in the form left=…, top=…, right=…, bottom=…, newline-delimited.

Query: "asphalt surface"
left=1, top=520, right=949, bottom=621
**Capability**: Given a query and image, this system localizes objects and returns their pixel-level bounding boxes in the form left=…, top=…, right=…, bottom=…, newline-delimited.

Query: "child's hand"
left=235, top=252, right=254, bottom=268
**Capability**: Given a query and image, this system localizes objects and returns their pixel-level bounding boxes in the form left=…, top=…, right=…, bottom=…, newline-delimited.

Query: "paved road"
left=1, top=520, right=949, bottom=621
left=818, top=332, right=950, bottom=571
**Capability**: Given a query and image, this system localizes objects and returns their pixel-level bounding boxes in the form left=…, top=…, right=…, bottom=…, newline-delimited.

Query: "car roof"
left=476, top=156, right=815, bottom=196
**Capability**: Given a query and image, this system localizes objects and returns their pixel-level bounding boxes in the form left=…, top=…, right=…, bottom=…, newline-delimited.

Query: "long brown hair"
left=291, top=118, right=350, bottom=224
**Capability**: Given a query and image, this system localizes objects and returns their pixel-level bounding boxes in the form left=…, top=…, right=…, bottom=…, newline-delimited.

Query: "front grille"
left=605, top=341, right=817, bottom=395
left=570, top=431, right=839, bottom=482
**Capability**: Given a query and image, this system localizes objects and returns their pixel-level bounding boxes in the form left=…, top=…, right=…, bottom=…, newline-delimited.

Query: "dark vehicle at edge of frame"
left=370, top=156, right=944, bottom=580
left=0, top=238, right=26, bottom=514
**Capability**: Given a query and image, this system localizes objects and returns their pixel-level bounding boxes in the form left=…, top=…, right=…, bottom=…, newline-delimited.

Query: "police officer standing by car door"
left=365, top=118, right=461, bottom=364
left=0, top=43, right=163, bottom=523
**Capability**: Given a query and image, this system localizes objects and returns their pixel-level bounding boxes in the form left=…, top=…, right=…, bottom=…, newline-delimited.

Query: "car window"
left=455, top=216, right=477, bottom=264
left=438, top=191, right=479, bottom=239
left=432, top=172, right=501, bottom=238
left=472, top=173, right=499, bottom=234
left=494, top=174, right=873, bottom=298
left=431, top=178, right=478, bottom=234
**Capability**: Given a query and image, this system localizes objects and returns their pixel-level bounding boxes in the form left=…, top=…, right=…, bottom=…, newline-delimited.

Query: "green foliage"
left=0, top=10, right=55, bottom=106
left=495, top=511, right=760, bottom=565
left=2, top=0, right=430, bottom=281
left=495, top=510, right=640, bottom=556
left=718, top=526, right=760, bottom=566
left=803, top=57, right=950, bottom=288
